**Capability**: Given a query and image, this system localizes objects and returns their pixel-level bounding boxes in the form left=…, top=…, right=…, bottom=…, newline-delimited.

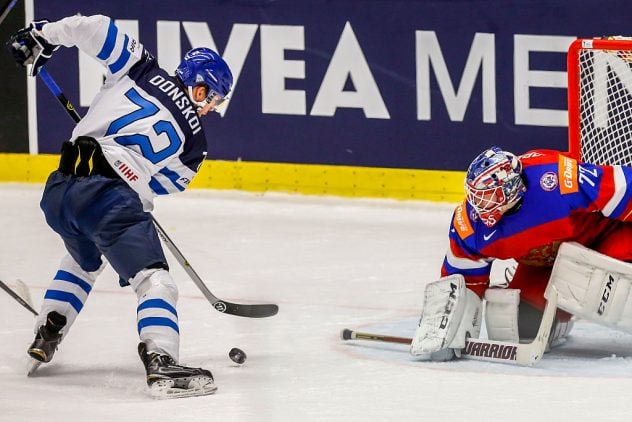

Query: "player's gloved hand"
left=7, top=20, right=59, bottom=76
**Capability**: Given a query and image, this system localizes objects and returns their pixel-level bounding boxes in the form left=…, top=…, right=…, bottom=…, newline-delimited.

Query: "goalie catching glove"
left=8, top=20, right=59, bottom=76
left=410, top=274, right=482, bottom=361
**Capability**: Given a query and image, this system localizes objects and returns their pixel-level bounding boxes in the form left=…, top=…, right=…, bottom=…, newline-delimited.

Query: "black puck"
left=229, top=347, right=247, bottom=364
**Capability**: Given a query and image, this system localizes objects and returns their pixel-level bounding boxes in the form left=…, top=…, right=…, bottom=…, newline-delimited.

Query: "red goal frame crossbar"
left=567, top=38, right=632, bottom=161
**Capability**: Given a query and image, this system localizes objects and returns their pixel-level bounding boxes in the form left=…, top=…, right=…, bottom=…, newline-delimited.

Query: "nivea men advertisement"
left=31, top=0, right=632, bottom=171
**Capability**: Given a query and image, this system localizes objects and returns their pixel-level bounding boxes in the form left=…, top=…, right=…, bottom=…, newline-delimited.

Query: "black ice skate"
left=138, top=342, right=217, bottom=399
left=28, top=311, right=67, bottom=363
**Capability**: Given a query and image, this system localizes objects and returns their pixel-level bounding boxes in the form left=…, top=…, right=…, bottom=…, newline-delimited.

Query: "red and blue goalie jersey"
left=442, top=149, right=632, bottom=297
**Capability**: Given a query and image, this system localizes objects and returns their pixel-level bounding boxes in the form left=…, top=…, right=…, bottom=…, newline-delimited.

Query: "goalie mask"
left=175, top=47, right=233, bottom=113
left=465, top=146, right=526, bottom=227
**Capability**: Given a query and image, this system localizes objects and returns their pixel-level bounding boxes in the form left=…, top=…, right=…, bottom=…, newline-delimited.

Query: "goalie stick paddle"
left=341, top=328, right=529, bottom=365
left=37, top=68, right=278, bottom=319
left=341, top=287, right=558, bottom=367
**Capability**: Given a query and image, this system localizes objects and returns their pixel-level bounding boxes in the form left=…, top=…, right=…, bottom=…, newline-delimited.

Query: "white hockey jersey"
left=40, top=15, right=207, bottom=211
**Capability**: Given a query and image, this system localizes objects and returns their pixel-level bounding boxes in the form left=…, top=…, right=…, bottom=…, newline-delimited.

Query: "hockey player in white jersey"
left=9, top=15, right=233, bottom=398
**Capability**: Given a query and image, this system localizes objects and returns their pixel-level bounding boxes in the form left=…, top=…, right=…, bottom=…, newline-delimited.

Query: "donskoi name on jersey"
left=149, top=75, right=202, bottom=135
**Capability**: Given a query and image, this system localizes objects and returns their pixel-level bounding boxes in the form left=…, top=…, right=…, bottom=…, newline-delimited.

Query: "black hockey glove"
left=8, top=20, right=59, bottom=76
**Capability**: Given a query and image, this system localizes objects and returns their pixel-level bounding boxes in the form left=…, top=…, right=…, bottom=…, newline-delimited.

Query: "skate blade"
left=27, top=359, right=42, bottom=377
left=148, top=376, right=217, bottom=399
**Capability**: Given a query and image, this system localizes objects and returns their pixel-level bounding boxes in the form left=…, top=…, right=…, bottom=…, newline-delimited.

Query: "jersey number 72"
left=106, top=88, right=182, bottom=164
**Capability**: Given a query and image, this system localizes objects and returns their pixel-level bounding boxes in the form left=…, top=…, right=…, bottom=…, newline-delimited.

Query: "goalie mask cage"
left=568, top=38, right=632, bottom=166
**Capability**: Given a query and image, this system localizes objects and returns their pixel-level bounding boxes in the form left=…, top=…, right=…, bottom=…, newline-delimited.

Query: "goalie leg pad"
left=484, top=288, right=520, bottom=343
left=549, top=317, right=575, bottom=349
left=550, top=242, right=632, bottom=333
left=411, top=274, right=482, bottom=356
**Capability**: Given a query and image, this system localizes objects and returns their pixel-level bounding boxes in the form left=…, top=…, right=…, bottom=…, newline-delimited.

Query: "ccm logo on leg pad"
left=597, top=273, right=617, bottom=316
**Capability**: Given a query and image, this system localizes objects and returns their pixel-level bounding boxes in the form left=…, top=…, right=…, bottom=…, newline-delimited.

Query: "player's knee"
left=129, top=268, right=178, bottom=302
left=60, top=253, right=105, bottom=280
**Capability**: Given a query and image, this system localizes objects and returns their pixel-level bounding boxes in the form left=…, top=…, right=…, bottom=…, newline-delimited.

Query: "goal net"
left=568, top=38, right=632, bottom=166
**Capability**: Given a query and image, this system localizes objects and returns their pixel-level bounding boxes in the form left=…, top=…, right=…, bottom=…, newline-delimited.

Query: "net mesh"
left=578, top=48, right=632, bottom=165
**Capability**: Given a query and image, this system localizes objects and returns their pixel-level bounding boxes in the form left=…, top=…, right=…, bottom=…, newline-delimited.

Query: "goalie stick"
left=36, top=68, right=278, bottom=319
left=341, top=286, right=559, bottom=366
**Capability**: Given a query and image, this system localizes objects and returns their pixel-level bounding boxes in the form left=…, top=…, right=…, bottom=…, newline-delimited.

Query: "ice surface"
left=1, top=184, right=631, bottom=421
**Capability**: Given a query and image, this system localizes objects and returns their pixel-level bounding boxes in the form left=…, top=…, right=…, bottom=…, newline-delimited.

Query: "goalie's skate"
left=138, top=342, right=217, bottom=399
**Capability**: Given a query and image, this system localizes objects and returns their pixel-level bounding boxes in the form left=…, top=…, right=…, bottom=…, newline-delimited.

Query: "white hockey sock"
left=36, top=254, right=103, bottom=337
left=130, top=268, right=180, bottom=361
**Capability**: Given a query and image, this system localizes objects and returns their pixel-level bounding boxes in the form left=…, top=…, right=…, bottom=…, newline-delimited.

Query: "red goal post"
left=567, top=37, right=632, bottom=166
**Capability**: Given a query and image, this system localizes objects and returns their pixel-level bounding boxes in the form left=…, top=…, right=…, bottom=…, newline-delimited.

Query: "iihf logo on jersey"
left=540, top=172, right=558, bottom=191
left=114, top=160, right=139, bottom=182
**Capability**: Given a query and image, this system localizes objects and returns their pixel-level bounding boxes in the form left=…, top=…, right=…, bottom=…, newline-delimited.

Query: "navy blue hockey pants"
left=40, top=171, right=166, bottom=285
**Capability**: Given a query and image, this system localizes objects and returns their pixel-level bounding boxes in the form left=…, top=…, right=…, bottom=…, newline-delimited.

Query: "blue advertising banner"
left=32, top=0, right=632, bottom=171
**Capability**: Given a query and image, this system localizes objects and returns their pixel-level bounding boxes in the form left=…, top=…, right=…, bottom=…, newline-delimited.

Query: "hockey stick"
left=341, top=287, right=559, bottom=366
left=38, top=68, right=81, bottom=123
left=36, top=68, right=278, bottom=318
left=152, top=217, right=279, bottom=318
left=0, top=278, right=38, bottom=316
left=0, top=0, right=17, bottom=26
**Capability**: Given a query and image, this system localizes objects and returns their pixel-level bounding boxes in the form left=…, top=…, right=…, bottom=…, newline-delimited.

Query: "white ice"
left=1, top=183, right=631, bottom=422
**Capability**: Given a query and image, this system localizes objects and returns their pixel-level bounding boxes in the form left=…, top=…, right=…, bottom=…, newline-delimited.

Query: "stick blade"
left=215, top=301, right=279, bottom=318
left=14, top=279, right=34, bottom=308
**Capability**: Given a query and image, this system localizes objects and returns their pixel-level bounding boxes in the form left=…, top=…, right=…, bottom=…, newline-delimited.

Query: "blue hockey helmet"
left=176, top=47, right=233, bottom=112
left=464, top=146, right=525, bottom=227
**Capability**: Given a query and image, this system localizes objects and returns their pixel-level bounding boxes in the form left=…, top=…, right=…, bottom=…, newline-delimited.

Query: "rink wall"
left=0, top=153, right=465, bottom=202
left=2, top=1, right=631, bottom=202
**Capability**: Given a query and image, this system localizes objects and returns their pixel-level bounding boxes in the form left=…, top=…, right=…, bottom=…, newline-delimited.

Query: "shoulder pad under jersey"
left=519, top=149, right=559, bottom=167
